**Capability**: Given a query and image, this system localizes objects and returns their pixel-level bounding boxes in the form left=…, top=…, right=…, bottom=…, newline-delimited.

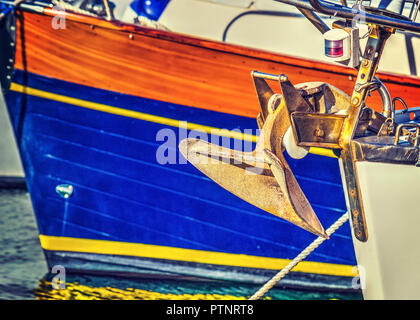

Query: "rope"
left=249, top=212, right=349, bottom=300
left=51, top=0, right=98, bottom=17
left=50, top=1, right=169, bottom=31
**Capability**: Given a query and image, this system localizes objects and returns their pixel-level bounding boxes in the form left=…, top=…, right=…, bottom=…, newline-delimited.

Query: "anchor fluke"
left=179, top=138, right=327, bottom=238
left=263, top=148, right=329, bottom=239
left=178, top=72, right=329, bottom=238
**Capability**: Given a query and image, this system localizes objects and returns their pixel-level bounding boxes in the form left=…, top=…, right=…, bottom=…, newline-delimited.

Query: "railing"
left=274, top=0, right=420, bottom=32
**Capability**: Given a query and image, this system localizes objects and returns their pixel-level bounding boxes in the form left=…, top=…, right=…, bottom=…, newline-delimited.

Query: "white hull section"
left=342, top=161, right=420, bottom=299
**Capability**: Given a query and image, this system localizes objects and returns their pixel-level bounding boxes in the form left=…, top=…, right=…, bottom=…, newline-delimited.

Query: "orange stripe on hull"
left=14, top=10, right=420, bottom=118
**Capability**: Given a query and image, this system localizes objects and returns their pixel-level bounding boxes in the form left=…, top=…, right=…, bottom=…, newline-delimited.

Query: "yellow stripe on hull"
left=39, top=235, right=356, bottom=277
left=10, top=83, right=256, bottom=143
left=9, top=83, right=337, bottom=158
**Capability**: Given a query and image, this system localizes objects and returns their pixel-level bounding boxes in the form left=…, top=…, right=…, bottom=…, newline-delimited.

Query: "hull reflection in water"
left=33, top=274, right=362, bottom=300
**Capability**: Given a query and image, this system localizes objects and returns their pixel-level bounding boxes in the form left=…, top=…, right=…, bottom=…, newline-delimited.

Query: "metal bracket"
left=179, top=71, right=329, bottom=238
left=290, top=112, right=346, bottom=149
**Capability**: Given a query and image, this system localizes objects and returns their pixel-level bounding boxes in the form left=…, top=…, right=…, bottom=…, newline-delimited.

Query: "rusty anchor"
left=178, top=71, right=357, bottom=239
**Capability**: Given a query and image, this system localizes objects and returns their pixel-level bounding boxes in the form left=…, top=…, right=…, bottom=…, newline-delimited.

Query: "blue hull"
left=5, top=70, right=358, bottom=290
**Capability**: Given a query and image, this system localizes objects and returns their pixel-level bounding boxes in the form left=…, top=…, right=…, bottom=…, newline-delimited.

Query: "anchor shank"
left=339, top=26, right=393, bottom=242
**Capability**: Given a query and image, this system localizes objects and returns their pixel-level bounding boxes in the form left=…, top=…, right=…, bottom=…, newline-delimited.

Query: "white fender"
left=282, top=126, right=309, bottom=159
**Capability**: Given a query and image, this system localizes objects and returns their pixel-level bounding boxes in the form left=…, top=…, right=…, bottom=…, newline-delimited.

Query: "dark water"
left=0, top=189, right=47, bottom=299
left=0, top=188, right=362, bottom=300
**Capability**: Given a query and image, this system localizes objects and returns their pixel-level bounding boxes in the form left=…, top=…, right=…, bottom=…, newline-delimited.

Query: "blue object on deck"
left=129, top=0, right=171, bottom=20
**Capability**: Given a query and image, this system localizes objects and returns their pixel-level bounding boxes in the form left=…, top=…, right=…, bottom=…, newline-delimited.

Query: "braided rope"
left=51, top=0, right=98, bottom=17
left=249, top=212, right=349, bottom=300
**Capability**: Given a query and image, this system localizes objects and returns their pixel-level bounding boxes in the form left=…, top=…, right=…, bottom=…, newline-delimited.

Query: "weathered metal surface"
left=337, top=26, right=392, bottom=242
left=251, top=71, right=276, bottom=123
left=352, top=136, right=419, bottom=164
left=290, top=112, right=346, bottom=148
left=279, top=75, right=314, bottom=113
left=393, top=123, right=420, bottom=146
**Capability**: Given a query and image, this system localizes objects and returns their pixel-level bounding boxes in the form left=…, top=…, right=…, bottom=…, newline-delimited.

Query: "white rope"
left=249, top=212, right=349, bottom=300
left=137, top=16, right=170, bottom=31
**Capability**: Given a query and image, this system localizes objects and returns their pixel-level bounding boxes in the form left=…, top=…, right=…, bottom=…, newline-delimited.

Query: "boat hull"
left=6, top=68, right=356, bottom=290
left=5, top=7, right=420, bottom=291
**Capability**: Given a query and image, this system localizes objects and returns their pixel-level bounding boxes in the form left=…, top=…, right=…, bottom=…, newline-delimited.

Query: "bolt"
left=350, top=189, right=356, bottom=197
left=352, top=97, right=359, bottom=106
left=129, top=34, right=134, bottom=40
left=314, top=128, right=324, bottom=138
left=279, top=75, right=288, bottom=82
left=353, top=210, right=359, bottom=217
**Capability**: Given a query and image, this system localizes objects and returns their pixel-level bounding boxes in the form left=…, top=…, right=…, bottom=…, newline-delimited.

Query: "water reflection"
left=33, top=273, right=362, bottom=300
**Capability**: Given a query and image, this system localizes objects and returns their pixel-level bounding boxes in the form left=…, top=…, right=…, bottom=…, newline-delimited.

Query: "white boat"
left=0, top=83, right=24, bottom=183
left=158, top=0, right=420, bottom=77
